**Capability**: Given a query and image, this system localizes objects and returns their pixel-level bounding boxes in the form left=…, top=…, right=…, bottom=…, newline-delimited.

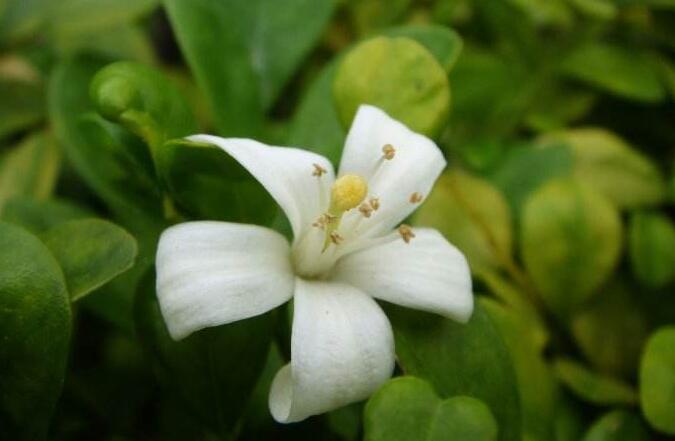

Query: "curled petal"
left=156, top=221, right=294, bottom=339
left=269, top=279, right=395, bottom=423
left=333, top=228, right=473, bottom=323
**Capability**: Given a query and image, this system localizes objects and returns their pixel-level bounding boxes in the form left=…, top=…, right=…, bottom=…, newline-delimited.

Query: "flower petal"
left=269, top=279, right=395, bottom=423
left=156, top=221, right=294, bottom=340
left=332, top=228, right=473, bottom=322
left=338, top=105, right=446, bottom=237
left=188, top=135, right=335, bottom=239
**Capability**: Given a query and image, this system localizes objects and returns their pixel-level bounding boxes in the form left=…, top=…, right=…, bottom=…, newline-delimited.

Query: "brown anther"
left=358, top=202, right=373, bottom=218
left=312, top=163, right=327, bottom=177
left=369, top=197, right=380, bottom=211
left=312, top=213, right=336, bottom=229
left=330, top=231, right=343, bottom=245
left=382, top=144, right=396, bottom=160
left=409, top=192, right=423, bottom=204
left=398, top=224, right=415, bottom=243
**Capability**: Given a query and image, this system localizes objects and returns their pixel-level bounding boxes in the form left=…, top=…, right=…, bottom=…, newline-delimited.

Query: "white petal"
left=338, top=105, right=446, bottom=237
left=269, top=279, right=395, bottom=423
left=156, top=221, right=295, bottom=340
left=332, top=228, right=473, bottom=322
left=188, top=135, right=335, bottom=240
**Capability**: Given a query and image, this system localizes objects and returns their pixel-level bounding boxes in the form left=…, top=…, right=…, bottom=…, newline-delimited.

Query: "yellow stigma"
left=330, top=175, right=368, bottom=213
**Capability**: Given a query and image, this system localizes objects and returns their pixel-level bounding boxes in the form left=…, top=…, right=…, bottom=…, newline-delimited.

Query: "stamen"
left=330, top=231, right=343, bottom=245
left=312, top=213, right=336, bottom=229
left=358, top=202, right=373, bottom=218
left=369, top=197, right=380, bottom=211
left=382, top=144, right=396, bottom=160
left=398, top=224, right=415, bottom=243
left=409, top=192, right=423, bottom=204
left=312, top=163, right=327, bottom=177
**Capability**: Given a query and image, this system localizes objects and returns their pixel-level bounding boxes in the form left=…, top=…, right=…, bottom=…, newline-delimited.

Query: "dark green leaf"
left=382, top=25, right=463, bottom=72
left=639, top=326, right=675, bottom=434
left=1, top=196, right=91, bottom=233
left=41, top=218, right=138, bottom=301
left=0, top=79, right=44, bottom=140
left=157, top=139, right=277, bottom=224
left=163, top=0, right=335, bottom=135
left=364, top=376, right=498, bottom=441
left=135, top=269, right=277, bottom=438
left=0, top=222, right=71, bottom=441
left=388, top=302, right=521, bottom=441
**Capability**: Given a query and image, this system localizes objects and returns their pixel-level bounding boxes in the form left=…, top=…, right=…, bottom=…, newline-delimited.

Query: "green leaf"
left=566, top=0, right=617, bottom=19
left=45, top=0, right=159, bottom=41
left=382, top=25, right=463, bottom=72
left=521, top=178, right=622, bottom=316
left=581, top=411, right=650, bottom=441
left=48, top=55, right=164, bottom=228
left=0, top=222, right=71, bottom=441
left=560, top=43, right=666, bottom=103
left=553, top=358, right=637, bottom=406
left=287, top=61, right=345, bottom=165
left=135, top=270, right=277, bottom=439
left=414, top=170, right=513, bottom=276
left=628, top=212, right=675, bottom=289
left=388, top=302, right=521, bottom=441
left=490, top=143, right=574, bottom=216
left=40, top=218, right=138, bottom=301
left=348, top=0, right=411, bottom=36
left=163, top=0, right=335, bottom=135
left=157, top=139, right=277, bottom=224
left=333, top=36, right=450, bottom=137
left=482, top=297, right=558, bottom=441
left=570, top=280, right=649, bottom=378
left=0, top=131, right=60, bottom=215
left=0, top=79, right=44, bottom=140
left=90, top=61, right=197, bottom=154
left=364, top=376, right=498, bottom=441
left=539, top=128, right=666, bottom=209
left=639, top=326, right=675, bottom=434
left=1, top=196, right=92, bottom=233
left=0, top=0, right=51, bottom=43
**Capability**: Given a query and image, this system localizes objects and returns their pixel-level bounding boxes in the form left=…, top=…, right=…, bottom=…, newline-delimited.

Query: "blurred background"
left=1, top=0, right=675, bottom=440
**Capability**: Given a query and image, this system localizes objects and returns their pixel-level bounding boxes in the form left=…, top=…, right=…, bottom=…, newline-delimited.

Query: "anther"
left=330, top=231, right=343, bottom=245
left=312, top=163, right=327, bottom=177
left=359, top=202, right=373, bottom=218
left=410, top=192, right=423, bottom=204
left=382, top=144, right=396, bottom=160
left=398, top=224, right=415, bottom=243
left=369, top=197, right=380, bottom=211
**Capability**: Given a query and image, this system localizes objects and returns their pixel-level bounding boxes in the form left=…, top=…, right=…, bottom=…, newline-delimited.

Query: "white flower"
left=155, top=105, right=473, bottom=423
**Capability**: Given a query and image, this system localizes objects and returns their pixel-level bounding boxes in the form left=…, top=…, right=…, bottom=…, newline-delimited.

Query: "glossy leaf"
left=364, top=376, right=498, bottom=441
left=41, top=218, right=138, bottom=301
left=387, top=302, right=521, bottom=441
left=414, top=170, right=513, bottom=276
left=629, top=212, right=675, bottom=289
left=561, top=43, right=665, bottom=103
left=1, top=196, right=91, bottom=233
left=163, top=0, right=335, bottom=135
left=553, top=358, right=637, bottom=406
left=157, top=138, right=277, bottom=224
left=334, top=36, right=450, bottom=137
left=0, top=131, right=60, bottom=214
left=0, top=222, right=71, bottom=441
left=639, top=326, right=675, bottom=434
left=539, top=128, right=666, bottom=209
left=521, top=179, right=622, bottom=316
left=581, top=411, right=650, bottom=441
left=135, top=270, right=278, bottom=439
